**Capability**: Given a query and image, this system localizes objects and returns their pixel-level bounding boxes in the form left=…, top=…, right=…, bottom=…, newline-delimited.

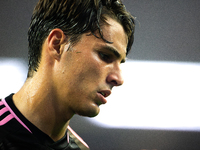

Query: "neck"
left=13, top=75, right=73, bottom=141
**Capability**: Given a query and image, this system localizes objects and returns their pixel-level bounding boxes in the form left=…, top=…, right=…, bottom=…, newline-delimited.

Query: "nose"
left=106, top=67, right=124, bottom=87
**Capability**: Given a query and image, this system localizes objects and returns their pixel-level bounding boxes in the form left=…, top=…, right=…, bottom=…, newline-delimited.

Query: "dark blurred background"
left=0, top=0, right=200, bottom=149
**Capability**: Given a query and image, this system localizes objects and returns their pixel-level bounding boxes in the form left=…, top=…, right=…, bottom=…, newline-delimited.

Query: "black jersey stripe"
left=0, top=100, right=13, bottom=125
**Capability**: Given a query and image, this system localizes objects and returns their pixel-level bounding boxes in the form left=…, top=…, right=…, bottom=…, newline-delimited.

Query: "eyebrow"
left=102, top=45, right=126, bottom=63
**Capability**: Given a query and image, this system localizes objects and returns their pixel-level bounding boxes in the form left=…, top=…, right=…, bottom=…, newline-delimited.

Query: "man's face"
left=54, top=17, right=128, bottom=117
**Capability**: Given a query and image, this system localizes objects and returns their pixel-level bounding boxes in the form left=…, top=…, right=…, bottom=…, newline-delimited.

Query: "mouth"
left=99, top=92, right=106, bottom=97
left=98, top=90, right=111, bottom=98
left=97, top=90, right=111, bottom=105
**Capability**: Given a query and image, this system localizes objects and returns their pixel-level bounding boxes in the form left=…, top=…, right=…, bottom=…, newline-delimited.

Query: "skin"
left=13, top=16, right=128, bottom=141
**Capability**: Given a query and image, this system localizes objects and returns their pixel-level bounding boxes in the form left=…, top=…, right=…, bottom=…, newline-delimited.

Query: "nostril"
left=111, top=80, right=118, bottom=86
left=109, top=78, right=123, bottom=87
left=107, top=73, right=124, bottom=87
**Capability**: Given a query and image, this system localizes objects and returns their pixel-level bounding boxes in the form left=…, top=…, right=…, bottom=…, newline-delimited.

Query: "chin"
left=87, top=111, right=99, bottom=117
left=76, top=105, right=100, bottom=118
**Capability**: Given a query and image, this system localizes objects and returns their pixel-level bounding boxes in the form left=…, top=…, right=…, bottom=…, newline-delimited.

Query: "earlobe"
left=47, top=28, right=67, bottom=60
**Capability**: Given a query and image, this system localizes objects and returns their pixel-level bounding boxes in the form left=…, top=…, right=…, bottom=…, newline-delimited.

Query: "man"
left=0, top=0, right=135, bottom=149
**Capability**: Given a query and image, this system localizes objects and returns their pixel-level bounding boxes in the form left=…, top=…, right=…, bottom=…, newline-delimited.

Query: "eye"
left=99, top=52, right=112, bottom=63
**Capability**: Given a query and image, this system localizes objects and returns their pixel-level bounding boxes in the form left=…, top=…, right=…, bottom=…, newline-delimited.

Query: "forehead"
left=100, top=17, right=128, bottom=57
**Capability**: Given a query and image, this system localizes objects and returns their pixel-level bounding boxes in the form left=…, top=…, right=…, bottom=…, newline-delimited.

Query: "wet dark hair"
left=27, top=0, right=135, bottom=77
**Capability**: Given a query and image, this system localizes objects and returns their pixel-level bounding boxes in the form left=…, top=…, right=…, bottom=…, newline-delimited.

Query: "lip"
left=97, top=90, right=111, bottom=105
left=97, top=92, right=107, bottom=105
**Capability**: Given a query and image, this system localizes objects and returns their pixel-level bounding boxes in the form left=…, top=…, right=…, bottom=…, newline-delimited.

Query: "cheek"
left=78, top=62, right=102, bottom=84
left=75, top=57, right=105, bottom=89
left=61, top=51, right=107, bottom=92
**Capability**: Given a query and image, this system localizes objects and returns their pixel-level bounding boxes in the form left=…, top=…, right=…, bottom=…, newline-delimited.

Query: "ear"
left=47, top=28, right=67, bottom=60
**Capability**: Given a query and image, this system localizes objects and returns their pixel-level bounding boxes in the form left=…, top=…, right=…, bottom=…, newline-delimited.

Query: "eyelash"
left=99, top=52, right=112, bottom=63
